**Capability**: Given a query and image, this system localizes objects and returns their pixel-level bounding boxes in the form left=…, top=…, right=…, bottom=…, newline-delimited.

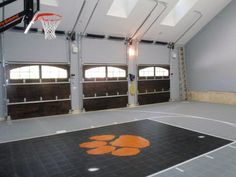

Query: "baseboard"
left=188, top=91, right=236, bottom=105
left=128, top=104, right=139, bottom=108
left=71, top=109, right=81, bottom=114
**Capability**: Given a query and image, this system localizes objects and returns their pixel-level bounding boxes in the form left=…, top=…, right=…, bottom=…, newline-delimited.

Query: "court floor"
left=0, top=101, right=236, bottom=177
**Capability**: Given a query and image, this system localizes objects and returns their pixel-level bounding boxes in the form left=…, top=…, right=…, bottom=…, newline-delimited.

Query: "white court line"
left=0, top=119, right=142, bottom=144
left=0, top=116, right=160, bottom=144
left=148, top=118, right=235, bottom=142
left=120, top=110, right=236, bottom=128
left=147, top=141, right=236, bottom=177
left=205, top=155, right=214, bottom=159
left=229, top=145, right=236, bottom=149
left=56, top=130, right=67, bottom=134
left=176, top=167, right=184, bottom=173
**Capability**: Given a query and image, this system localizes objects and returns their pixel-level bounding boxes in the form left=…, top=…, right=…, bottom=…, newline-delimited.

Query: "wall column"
left=170, top=47, right=180, bottom=101
left=127, top=41, right=138, bottom=107
left=77, top=35, right=84, bottom=111
left=69, top=35, right=83, bottom=114
left=0, top=34, right=6, bottom=120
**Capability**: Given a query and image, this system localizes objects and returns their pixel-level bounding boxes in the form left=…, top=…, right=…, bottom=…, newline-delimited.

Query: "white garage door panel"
left=4, top=32, right=68, bottom=63
left=138, top=44, right=170, bottom=65
left=82, top=38, right=127, bottom=64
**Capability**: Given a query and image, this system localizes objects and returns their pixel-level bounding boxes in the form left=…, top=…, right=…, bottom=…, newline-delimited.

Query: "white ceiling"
left=1, top=0, right=232, bottom=45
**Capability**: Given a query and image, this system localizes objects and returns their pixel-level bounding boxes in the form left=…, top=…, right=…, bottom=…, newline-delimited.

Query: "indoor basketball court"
left=0, top=0, right=236, bottom=177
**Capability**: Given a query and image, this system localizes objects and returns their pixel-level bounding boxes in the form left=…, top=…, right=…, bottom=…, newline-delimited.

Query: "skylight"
left=161, top=0, right=198, bottom=27
left=107, top=0, right=139, bottom=18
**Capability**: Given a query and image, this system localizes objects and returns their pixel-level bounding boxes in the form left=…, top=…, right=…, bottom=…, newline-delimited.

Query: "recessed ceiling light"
left=161, top=0, right=199, bottom=27
left=40, top=0, right=59, bottom=7
left=107, top=0, right=139, bottom=18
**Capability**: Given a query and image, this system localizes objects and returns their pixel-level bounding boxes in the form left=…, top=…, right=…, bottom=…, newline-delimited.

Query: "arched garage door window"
left=155, top=67, right=169, bottom=77
left=9, top=65, right=68, bottom=80
left=85, top=67, right=106, bottom=79
left=84, top=66, right=126, bottom=79
left=10, top=65, right=40, bottom=80
left=139, top=67, right=154, bottom=77
left=41, top=66, right=68, bottom=79
left=139, top=67, right=169, bottom=77
left=107, top=66, right=126, bottom=78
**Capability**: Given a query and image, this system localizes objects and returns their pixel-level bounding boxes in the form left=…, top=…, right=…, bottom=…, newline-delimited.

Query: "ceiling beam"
left=138, top=1, right=167, bottom=42
left=174, top=10, right=203, bottom=44
left=129, top=0, right=159, bottom=42
left=69, top=0, right=86, bottom=39
left=83, top=0, right=100, bottom=35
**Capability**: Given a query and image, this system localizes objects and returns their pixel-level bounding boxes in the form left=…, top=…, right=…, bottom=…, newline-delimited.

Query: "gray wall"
left=185, top=1, right=236, bottom=92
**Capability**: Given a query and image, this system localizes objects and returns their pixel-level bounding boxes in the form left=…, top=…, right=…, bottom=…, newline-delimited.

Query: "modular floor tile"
left=0, top=119, right=232, bottom=177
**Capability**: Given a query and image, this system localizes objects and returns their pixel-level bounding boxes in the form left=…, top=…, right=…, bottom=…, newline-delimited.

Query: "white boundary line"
left=0, top=117, right=159, bottom=144
left=229, top=145, right=236, bottom=149
left=205, top=155, right=214, bottom=159
left=148, top=119, right=235, bottom=142
left=1, top=114, right=235, bottom=144
left=147, top=141, right=236, bottom=177
left=175, top=167, right=184, bottom=173
left=119, top=110, right=236, bottom=128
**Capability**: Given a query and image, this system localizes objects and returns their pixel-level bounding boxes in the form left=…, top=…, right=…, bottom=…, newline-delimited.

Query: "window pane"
left=139, top=67, right=154, bottom=77
left=10, top=66, right=40, bottom=80
left=155, top=67, right=169, bottom=77
left=42, top=66, right=68, bottom=79
left=85, top=67, right=106, bottom=78
left=107, top=67, right=126, bottom=78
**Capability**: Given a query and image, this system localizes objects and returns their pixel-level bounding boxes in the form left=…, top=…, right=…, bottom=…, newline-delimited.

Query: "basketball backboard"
left=0, top=0, right=40, bottom=33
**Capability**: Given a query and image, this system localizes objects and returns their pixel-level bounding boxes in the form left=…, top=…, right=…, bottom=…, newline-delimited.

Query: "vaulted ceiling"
left=1, top=0, right=232, bottom=45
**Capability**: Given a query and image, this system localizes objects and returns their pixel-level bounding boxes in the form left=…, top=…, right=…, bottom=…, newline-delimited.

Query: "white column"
left=127, top=41, right=138, bottom=107
left=69, top=35, right=83, bottom=114
left=77, top=35, right=84, bottom=111
left=0, top=34, right=6, bottom=120
left=170, top=47, right=180, bottom=101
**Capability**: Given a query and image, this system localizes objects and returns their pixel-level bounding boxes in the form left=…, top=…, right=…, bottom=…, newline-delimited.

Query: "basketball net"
left=24, top=13, right=62, bottom=40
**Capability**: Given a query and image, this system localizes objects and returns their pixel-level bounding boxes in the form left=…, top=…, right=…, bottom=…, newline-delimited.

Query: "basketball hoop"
left=24, top=13, right=62, bottom=40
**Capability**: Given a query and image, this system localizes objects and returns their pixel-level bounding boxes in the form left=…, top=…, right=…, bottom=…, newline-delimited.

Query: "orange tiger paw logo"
left=79, top=135, right=150, bottom=156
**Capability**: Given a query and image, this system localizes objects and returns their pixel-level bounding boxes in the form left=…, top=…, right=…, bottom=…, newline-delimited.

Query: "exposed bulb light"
left=128, top=47, right=136, bottom=57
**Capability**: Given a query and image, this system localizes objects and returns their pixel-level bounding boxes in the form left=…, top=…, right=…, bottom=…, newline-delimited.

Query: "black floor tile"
left=0, top=120, right=232, bottom=177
